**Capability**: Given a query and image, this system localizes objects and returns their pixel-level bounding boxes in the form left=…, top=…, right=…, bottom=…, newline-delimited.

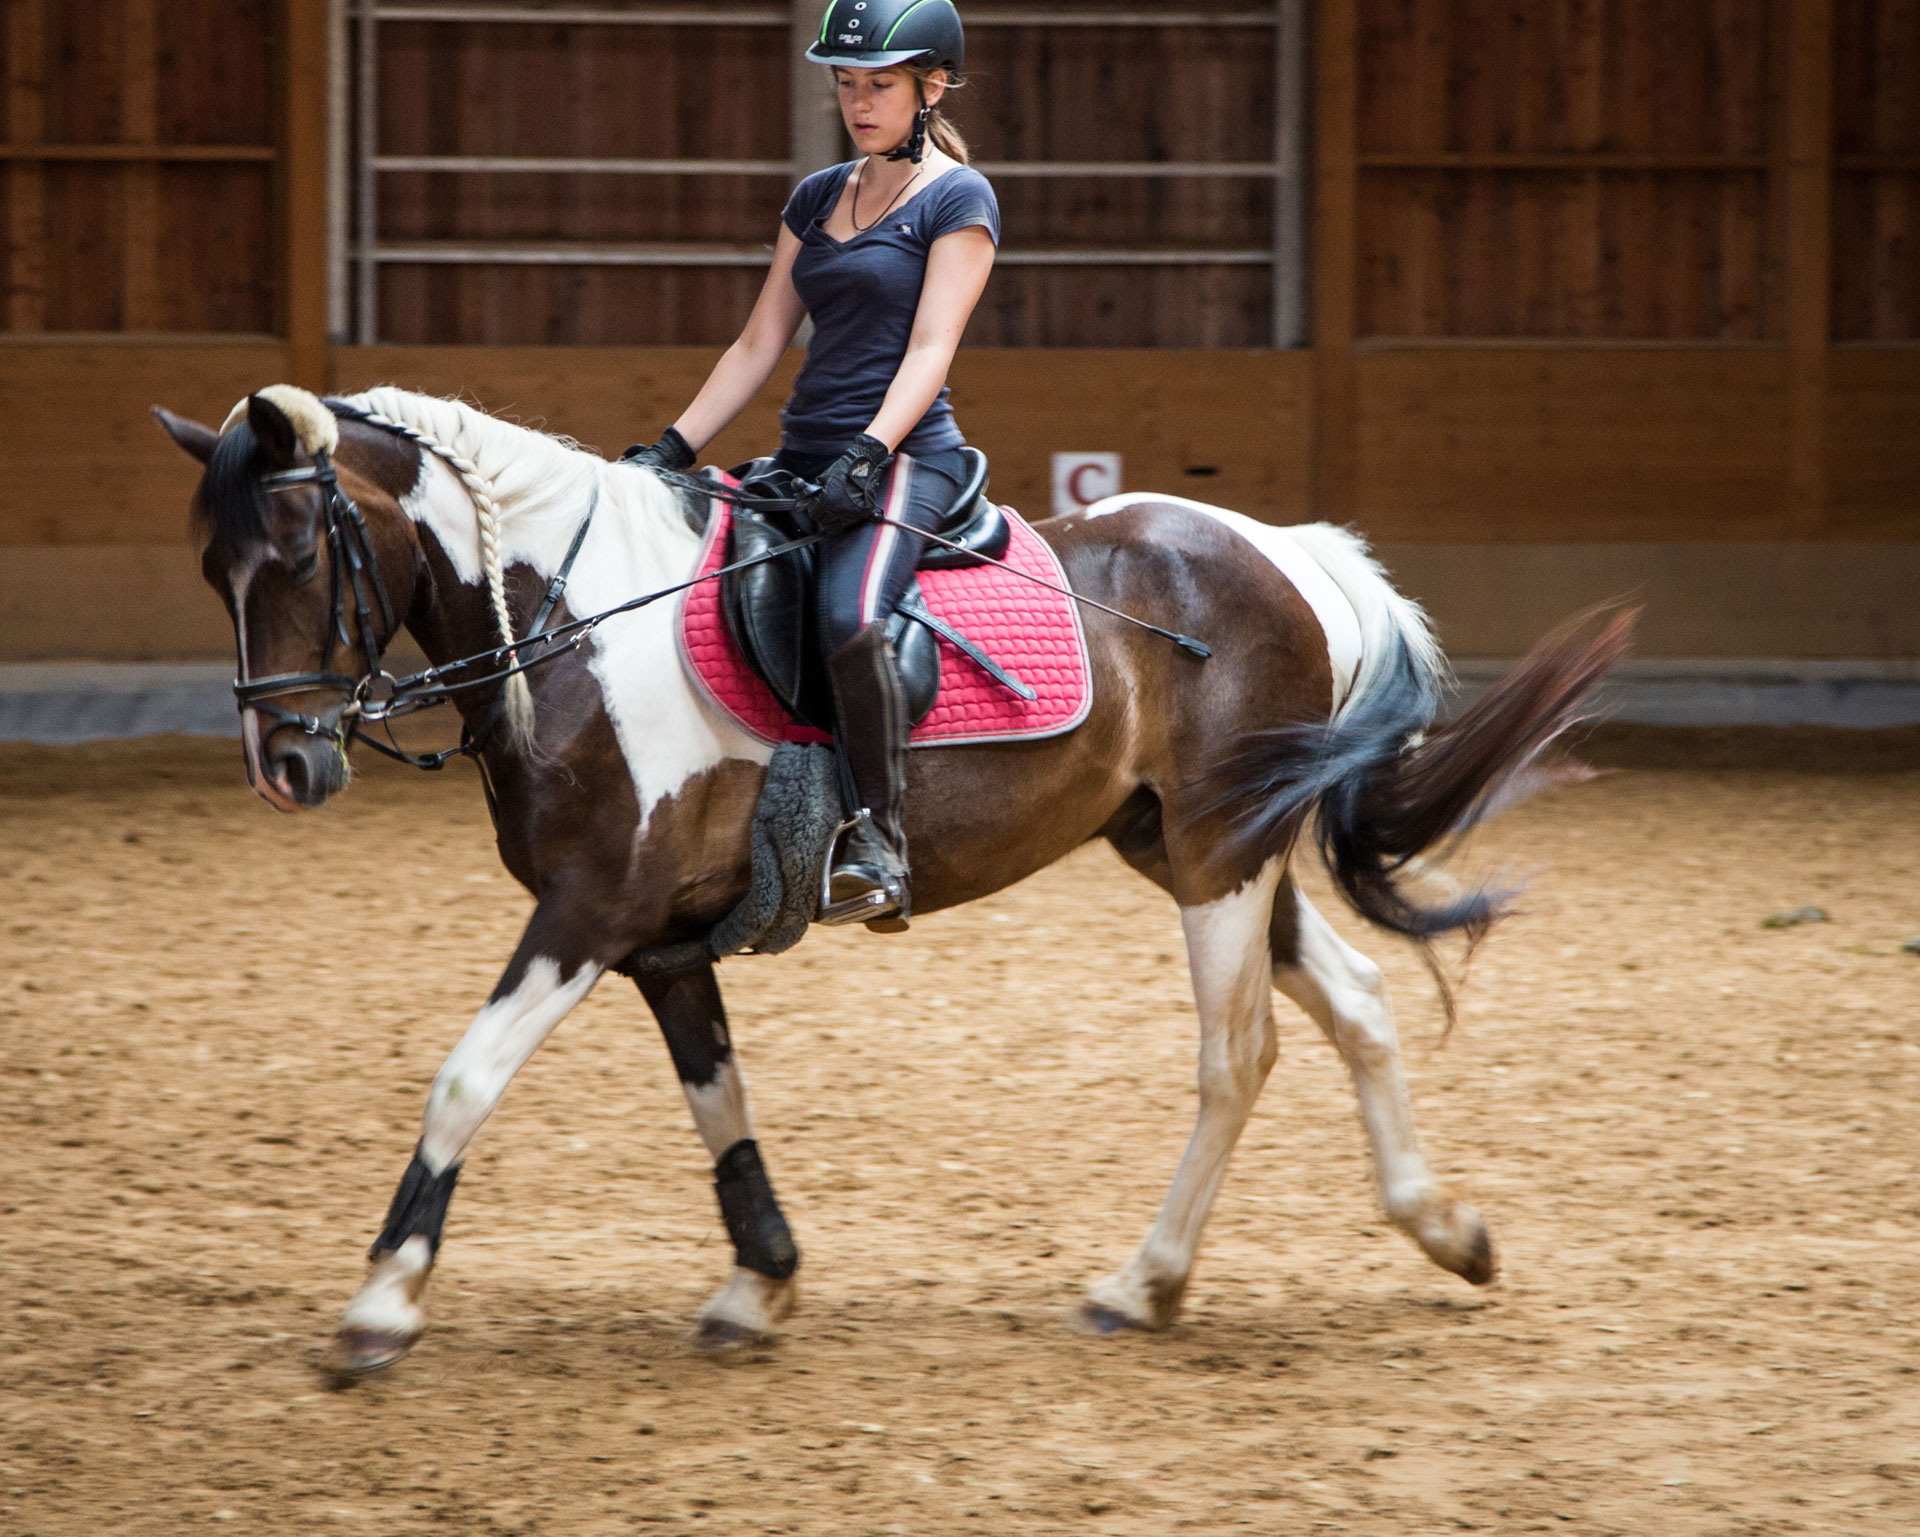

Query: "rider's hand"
left=806, top=434, right=894, bottom=533
left=619, top=426, right=696, bottom=473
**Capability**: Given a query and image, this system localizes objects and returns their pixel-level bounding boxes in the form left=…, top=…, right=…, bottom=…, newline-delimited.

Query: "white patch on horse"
left=1079, top=494, right=1440, bottom=718
left=419, top=956, right=601, bottom=1171
left=364, top=392, right=770, bottom=832
left=681, top=1060, right=754, bottom=1160
left=339, top=1235, right=433, bottom=1345
left=1083, top=858, right=1283, bottom=1330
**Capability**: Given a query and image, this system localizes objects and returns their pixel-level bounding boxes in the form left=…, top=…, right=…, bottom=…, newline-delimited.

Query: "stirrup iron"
left=817, top=810, right=907, bottom=928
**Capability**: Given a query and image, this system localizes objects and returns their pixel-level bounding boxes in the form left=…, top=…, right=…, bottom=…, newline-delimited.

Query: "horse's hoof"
left=325, top=1326, right=419, bottom=1379
left=1070, top=1301, right=1146, bottom=1337
left=1457, top=1222, right=1497, bottom=1287
left=687, top=1317, right=765, bottom=1354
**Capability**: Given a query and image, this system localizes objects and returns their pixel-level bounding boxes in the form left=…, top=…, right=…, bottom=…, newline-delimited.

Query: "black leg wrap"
left=714, top=1138, right=798, bottom=1281
left=368, top=1145, right=461, bottom=1261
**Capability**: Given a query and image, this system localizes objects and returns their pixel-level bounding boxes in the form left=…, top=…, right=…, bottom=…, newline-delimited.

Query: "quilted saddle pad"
left=679, top=496, right=1092, bottom=749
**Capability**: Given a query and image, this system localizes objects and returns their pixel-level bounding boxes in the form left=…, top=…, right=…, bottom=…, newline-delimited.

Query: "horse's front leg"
left=633, top=964, right=799, bottom=1350
left=330, top=900, right=603, bottom=1374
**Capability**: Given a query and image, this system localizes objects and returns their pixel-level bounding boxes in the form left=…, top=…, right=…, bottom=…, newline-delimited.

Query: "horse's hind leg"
left=632, top=965, right=799, bottom=1350
left=1076, top=857, right=1284, bottom=1334
left=1271, top=881, right=1494, bottom=1285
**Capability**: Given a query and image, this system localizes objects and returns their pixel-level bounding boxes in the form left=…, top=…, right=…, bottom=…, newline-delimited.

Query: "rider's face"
left=834, top=66, right=947, bottom=157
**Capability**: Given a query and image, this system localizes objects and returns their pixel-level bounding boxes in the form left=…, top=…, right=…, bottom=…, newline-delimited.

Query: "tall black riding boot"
left=820, top=622, right=912, bottom=932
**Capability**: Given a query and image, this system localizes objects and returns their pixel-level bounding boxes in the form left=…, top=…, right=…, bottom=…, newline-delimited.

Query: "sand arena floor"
left=3, top=730, right=1919, bottom=1535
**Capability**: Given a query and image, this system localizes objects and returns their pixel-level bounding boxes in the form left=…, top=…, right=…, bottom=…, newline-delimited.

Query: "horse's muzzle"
left=244, top=709, right=349, bottom=810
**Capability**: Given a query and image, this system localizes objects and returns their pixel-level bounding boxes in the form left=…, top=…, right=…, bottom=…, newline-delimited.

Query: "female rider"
left=623, top=0, right=995, bottom=933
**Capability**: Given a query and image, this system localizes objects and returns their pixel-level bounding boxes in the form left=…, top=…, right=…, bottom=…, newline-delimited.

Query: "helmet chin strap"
left=884, top=90, right=933, bottom=164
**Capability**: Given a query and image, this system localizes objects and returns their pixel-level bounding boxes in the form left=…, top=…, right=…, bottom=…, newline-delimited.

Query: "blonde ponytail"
left=906, top=65, right=969, bottom=164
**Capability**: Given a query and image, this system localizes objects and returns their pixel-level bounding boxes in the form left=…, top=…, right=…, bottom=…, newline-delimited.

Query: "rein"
left=235, top=421, right=1208, bottom=775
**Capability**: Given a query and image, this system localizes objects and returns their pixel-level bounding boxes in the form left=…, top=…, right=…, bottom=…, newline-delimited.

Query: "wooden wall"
left=0, top=4, right=1915, bottom=665
left=1, top=0, right=279, bottom=334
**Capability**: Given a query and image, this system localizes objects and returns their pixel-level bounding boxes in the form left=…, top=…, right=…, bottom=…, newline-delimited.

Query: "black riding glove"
left=619, top=426, right=696, bottom=473
left=806, top=434, right=895, bottom=534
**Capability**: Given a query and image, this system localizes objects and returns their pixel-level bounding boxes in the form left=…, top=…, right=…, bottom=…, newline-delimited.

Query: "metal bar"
left=1359, top=152, right=1773, bottom=171
left=1271, top=0, right=1306, bottom=345
left=375, top=6, right=786, bottom=22
left=0, top=143, right=276, bottom=161
left=373, top=5, right=1275, bottom=23
left=355, top=0, right=377, bottom=343
left=327, top=0, right=349, bottom=342
left=969, top=9, right=1277, bottom=23
left=373, top=242, right=1277, bottom=266
left=373, top=155, right=793, bottom=174
left=979, top=160, right=1276, bottom=177
left=371, top=154, right=1281, bottom=177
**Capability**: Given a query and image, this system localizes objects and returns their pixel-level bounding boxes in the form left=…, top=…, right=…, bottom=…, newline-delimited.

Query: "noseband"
left=232, top=447, right=402, bottom=753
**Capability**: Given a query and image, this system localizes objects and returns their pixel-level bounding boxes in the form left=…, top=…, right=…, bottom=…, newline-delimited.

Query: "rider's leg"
left=815, top=448, right=964, bottom=929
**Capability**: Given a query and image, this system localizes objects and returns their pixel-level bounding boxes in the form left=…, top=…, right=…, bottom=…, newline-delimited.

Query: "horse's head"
left=156, top=387, right=422, bottom=811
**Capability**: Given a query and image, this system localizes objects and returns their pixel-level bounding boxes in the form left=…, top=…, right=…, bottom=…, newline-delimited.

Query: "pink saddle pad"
left=679, top=495, right=1092, bottom=748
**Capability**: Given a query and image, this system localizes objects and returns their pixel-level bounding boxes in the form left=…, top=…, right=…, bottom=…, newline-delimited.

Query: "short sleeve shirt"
left=778, top=161, right=1000, bottom=457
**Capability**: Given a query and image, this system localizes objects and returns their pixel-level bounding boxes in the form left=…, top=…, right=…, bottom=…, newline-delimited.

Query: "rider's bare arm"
left=670, top=226, right=810, bottom=453
left=862, top=224, right=995, bottom=452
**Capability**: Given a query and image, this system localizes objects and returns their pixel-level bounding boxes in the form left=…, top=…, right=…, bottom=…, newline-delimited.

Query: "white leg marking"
left=694, top=1266, right=800, bottom=1342
left=1273, top=885, right=1493, bottom=1283
left=1082, top=859, right=1283, bottom=1331
left=682, top=1060, right=753, bottom=1160
left=338, top=1235, right=434, bottom=1344
left=419, top=957, right=601, bottom=1171
left=677, top=1057, right=803, bottom=1345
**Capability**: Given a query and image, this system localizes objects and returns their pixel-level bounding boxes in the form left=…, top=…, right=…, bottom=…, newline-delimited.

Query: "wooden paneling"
left=328, top=345, right=1316, bottom=529
left=1826, top=348, right=1920, bottom=534
left=0, top=338, right=290, bottom=546
left=1831, top=0, right=1920, bottom=339
left=1359, top=0, right=1771, bottom=157
left=1353, top=346, right=1795, bottom=541
left=1356, top=1, right=1781, bottom=339
left=1, top=340, right=1912, bottom=664
left=1360, top=168, right=1772, bottom=338
left=0, top=0, right=276, bottom=335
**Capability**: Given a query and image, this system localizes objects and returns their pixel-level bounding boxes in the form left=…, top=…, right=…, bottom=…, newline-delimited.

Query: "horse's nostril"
left=276, top=749, right=313, bottom=802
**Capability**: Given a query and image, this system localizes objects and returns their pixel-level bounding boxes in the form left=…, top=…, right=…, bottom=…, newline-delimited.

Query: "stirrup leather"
left=817, top=810, right=909, bottom=928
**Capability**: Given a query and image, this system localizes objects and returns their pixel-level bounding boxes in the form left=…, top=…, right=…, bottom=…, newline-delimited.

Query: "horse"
left=153, top=383, right=1630, bottom=1374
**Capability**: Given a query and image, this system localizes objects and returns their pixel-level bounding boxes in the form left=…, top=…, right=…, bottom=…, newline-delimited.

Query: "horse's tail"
left=1207, top=528, right=1634, bottom=941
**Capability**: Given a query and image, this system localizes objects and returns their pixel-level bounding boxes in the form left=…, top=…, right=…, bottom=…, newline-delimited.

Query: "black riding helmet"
left=806, top=0, right=965, bottom=74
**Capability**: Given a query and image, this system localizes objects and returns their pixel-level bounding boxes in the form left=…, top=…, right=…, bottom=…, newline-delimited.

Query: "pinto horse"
left=155, top=384, right=1629, bottom=1373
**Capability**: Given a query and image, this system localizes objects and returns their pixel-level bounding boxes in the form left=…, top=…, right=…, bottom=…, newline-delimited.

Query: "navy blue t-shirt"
left=779, top=161, right=1000, bottom=457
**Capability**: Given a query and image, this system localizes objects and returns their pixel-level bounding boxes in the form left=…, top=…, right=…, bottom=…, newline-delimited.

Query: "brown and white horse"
left=156, top=383, right=1629, bottom=1374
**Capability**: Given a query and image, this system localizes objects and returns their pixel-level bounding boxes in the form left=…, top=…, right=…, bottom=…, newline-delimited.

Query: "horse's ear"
left=247, top=392, right=300, bottom=467
left=152, top=406, right=218, bottom=465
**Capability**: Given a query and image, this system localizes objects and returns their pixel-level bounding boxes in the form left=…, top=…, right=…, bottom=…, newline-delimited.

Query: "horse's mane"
left=334, top=386, right=610, bottom=525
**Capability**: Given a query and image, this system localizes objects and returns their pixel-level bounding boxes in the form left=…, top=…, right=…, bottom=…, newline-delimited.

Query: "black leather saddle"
left=715, top=445, right=1020, bottom=734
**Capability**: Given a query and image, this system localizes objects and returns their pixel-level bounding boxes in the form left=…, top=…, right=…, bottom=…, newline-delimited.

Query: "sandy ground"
left=3, top=730, right=1920, bottom=1536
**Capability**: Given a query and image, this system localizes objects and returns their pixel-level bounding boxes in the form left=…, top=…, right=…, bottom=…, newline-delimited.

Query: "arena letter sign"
left=1052, top=452, right=1121, bottom=517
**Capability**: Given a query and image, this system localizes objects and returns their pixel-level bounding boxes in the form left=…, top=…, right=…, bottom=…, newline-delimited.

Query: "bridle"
left=233, top=446, right=408, bottom=758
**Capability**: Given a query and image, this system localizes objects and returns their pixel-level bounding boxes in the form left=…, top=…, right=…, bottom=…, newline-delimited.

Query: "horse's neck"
left=395, top=449, right=702, bottom=708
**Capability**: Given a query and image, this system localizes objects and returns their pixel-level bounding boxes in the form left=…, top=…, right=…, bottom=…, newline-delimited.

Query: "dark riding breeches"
left=774, top=445, right=969, bottom=652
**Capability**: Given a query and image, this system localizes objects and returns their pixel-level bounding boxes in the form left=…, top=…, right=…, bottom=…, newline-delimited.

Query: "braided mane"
left=220, top=383, right=646, bottom=753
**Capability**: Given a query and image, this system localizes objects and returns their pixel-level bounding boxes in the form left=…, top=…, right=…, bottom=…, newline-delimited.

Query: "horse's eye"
left=291, top=551, right=320, bottom=583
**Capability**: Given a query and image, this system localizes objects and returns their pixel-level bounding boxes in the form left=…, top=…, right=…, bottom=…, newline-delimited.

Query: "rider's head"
left=808, top=0, right=969, bottom=165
